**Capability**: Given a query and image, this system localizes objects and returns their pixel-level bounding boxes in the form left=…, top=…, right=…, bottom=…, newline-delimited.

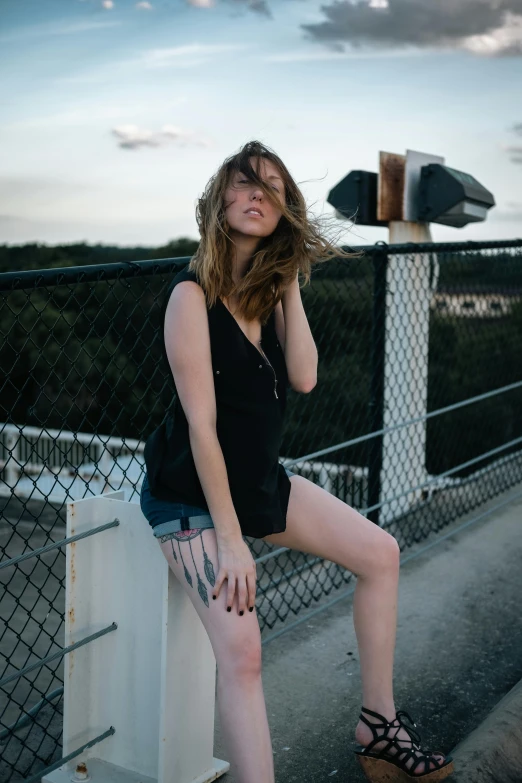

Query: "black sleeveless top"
left=143, top=265, right=291, bottom=539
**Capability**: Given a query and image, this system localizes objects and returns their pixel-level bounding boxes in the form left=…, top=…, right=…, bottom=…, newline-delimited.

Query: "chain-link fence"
left=1, top=238, right=522, bottom=780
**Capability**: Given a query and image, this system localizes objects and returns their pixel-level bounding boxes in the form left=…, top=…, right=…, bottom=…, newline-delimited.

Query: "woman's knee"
left=365, top=529, right=400, bottom=577
left=216, top=632, right=263, bottom=681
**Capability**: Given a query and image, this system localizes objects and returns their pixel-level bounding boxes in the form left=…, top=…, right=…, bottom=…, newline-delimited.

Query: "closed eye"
left=238, top=178, right=280, bottom=193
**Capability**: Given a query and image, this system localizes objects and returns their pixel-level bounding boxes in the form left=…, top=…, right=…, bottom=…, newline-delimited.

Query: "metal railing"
left=1, top=237, right=521, bottom=780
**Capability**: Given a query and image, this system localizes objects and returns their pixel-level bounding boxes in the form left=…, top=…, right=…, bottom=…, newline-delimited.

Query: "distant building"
left=431, top=286, right=522, bottom=318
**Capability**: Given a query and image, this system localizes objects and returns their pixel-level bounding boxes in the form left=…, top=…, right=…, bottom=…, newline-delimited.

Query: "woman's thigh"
left=262, top=475, right=399, bottom=577
left=158, top=527, right=263, bottom=671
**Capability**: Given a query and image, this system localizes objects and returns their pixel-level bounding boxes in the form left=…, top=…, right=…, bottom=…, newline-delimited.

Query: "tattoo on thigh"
left=160, top=528, right=216, bottom=607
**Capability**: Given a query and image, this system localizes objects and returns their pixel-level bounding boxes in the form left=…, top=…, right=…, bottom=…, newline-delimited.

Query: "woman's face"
left=223, top=156, right=285, bottom=240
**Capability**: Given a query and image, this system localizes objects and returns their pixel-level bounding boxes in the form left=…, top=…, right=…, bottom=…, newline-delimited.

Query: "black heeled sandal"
left=354, top=706, right=454, bottom=781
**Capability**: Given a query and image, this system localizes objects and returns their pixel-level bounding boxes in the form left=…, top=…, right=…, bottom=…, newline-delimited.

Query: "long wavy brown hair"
left=187, top=139, right=359, bottom=325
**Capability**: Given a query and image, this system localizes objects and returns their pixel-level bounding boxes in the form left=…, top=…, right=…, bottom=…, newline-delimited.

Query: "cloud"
left=490, top=208, right=522, bottom=220
left=243, top=0, right=272, bottom=17
left=100, top=0, right=154, bottom=8
left=0, top=176, right=97, bottom=199
left=264, top=45, right=425, bottom=61
left=111, top=124, right=211, bottom=149
left=506, top=123, right=522, bottom=163
left=507, top=146, right=522, bottom=163
left=300, top=0, right=522, bottom=57
left=0, top=18, right=122, bottom=43
left=138, top=42, right=249, bottom=68
left=4, top=105, right=155, bottom=131
left=52, top=44, right=248, bottom=86
left=0, top=214, right=40, bottom=227
left=186, top=0, right=271, bottom=16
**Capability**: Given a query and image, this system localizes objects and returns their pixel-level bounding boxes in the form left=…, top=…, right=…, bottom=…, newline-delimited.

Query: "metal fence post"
left=367, top=242, right=388, bottom=525
left=379, top=240, right=434, bottom=525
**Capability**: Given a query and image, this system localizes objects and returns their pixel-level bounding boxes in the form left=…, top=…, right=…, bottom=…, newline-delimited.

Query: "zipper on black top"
left=258, top=341, right=279, bottom=399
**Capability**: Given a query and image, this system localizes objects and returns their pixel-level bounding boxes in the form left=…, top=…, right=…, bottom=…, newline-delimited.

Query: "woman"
left=140, top=140, right=454, bottom=783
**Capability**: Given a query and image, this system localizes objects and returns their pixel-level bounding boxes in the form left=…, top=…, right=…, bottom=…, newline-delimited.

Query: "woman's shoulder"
left=163, top=265, right=202, bottom=301
left=161, top=265, right=209, bottom=325
left=170, top=264, right=199, bottom=288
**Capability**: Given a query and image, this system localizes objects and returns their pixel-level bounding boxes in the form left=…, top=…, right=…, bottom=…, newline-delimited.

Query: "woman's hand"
left=213, top=535, right=257, bottom=615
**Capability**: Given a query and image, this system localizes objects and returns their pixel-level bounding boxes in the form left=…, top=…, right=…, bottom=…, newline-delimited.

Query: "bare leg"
left=352, top=568, right=446, bottom=774
left=353, top=551, right=399, bottom=717
left=263, top=475, right=447, bottom=775
left=159, top=528, right=274, bottom=783
left=216, top=660, right=274, bottom=783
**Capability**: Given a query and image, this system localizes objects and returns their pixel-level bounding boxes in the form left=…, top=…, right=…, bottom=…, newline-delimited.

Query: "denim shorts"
left=140, top=467, right=295, bottom=542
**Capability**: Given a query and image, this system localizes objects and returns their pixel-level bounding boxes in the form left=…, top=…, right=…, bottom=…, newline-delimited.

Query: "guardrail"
left=0, top=423, right=367, bottom=505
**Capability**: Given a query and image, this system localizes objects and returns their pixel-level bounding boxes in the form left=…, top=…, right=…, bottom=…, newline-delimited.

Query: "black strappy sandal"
left=354, top=706, right=455, bottom=781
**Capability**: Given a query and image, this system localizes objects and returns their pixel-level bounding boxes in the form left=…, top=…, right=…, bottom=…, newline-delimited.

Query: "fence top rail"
left=1, top=421, right=143, bottom=450
left=379, top=237, right=522, bottom=256
left=0, top=256, right=190, bottom=292
left=2, top=238, right=521, bottom=291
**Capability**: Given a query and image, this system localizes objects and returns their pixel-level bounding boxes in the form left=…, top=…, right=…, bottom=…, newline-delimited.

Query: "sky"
left=1, top=0, right=521, bottom=249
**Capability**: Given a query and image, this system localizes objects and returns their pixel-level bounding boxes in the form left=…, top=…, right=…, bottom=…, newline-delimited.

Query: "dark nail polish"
left=249, top=607, right=254, bottom=612
left=212, top=595, right=216, bottom=600
left=239, top=610, right=244, bottom=616
left=227, top=606, right=231, bottom=612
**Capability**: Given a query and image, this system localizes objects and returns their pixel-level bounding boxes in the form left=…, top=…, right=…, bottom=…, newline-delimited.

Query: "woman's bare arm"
left=164, top=279, right=257, bottom=613
left=164, top=279, right=241, bottom=545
